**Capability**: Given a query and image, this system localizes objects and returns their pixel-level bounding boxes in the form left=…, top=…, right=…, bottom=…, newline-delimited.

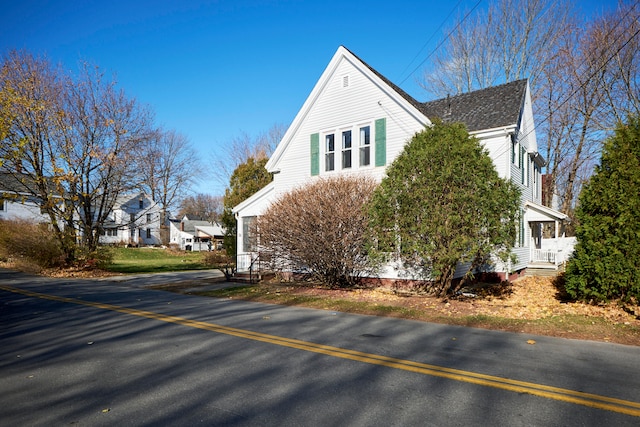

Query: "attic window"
left=343, top=75, right=350, bottom=88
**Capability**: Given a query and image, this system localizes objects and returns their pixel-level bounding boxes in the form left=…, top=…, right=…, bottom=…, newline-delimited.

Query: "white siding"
left=271, top=53, right=428, bottom=196
left=235, top=48, right=551, bottom=280
left=0, top=199, right=49, bottom=223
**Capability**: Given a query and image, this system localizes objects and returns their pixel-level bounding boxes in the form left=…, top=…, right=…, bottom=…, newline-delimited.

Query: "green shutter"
left=375, top=118, right=386, bottom=167
left=310, top=133, right=320, bottom=176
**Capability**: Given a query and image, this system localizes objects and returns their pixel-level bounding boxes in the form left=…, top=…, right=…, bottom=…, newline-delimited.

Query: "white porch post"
left=555, top=220, right=560, bottom=266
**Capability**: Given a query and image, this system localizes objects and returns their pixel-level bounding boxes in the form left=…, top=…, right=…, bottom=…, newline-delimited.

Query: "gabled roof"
left=194, top=224, right=225, bottom=238
left=344, top=47, right=528, bottom=132
left=265, top=46, right=431, bottom=172
left=0, top=172, right=59, bottom=195
left=114, top=191, right=154, bottom=207
left=180, top=219, right=215, bottom=234
left=266, top=47, right=529, bottom=174
left=525, top=201, right=569, bottom=222
left=420, top=80, right=528, bottom=132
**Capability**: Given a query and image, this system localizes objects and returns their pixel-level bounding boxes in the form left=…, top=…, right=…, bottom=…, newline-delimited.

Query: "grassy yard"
left=104, top=247, right=211, bottom=274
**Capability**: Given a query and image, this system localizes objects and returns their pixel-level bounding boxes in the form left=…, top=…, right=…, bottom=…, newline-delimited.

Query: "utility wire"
left=397, top=0, right=466, bottom=83
left=398, top=0, right=484, bottom=86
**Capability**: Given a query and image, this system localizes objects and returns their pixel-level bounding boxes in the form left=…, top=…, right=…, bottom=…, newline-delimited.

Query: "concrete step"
left=525, top=267, right=562, bottom=277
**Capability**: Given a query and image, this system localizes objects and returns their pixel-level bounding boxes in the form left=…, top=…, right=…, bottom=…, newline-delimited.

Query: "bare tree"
left=210, top=123, right=286, bottom=192
left=177, top=193, right=223, bottom=222
left=258, top=176, right=379, bottom=288
left=0, top=51, right=154, bottom=260
left=421, top=0, right=640, bottom=220
left=538, top=1, right=640, bottom=216
left=422, top=0, right=571, bottom=97
left=0, top=51, right=76, bottom=260
left=138, top=128, right=201, bottom=226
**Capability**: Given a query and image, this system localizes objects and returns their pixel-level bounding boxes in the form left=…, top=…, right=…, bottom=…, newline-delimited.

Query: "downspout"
left=505, top=128, right=513, bottom=278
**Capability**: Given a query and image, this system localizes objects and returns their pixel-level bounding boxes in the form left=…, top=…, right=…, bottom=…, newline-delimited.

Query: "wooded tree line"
left=0, top=51, right=202, bottom=262
left=422, top=0, right=640, bottom=224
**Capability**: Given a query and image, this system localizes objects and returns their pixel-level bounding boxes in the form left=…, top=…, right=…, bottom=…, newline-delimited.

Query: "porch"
left=235, top=252, right=268, bottom=283
left=525, top=201, right=574, bottom=274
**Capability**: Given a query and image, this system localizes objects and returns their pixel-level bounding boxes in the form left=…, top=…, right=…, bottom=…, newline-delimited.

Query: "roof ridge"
left=341, top=46, right=527, bottom=131
left=341, top=45, right=425, bottom=111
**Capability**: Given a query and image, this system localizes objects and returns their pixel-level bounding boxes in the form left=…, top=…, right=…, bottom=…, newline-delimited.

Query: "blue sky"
left=1, top=0, right=617, bottom=195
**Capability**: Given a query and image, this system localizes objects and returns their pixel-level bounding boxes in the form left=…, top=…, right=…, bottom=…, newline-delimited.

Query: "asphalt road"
left=1, top=268, right=639, bottom=426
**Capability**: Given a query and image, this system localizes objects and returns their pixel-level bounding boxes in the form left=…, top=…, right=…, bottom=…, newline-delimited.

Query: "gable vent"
left=343, top=75, right=350, bottom=88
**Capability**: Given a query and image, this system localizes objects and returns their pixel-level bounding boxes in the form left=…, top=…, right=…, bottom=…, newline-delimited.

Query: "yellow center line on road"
left=3, top=284, right=640, bottom=417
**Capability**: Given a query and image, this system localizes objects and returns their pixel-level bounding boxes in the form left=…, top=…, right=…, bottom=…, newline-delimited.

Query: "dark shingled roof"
left=0, top=173, right=38, bottom=194
left=344, top=46, right=527, bottom=132
left=419, top=80, right=527, bottom=132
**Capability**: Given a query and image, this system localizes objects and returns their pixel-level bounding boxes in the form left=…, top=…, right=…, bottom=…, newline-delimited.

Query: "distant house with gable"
left=98, top=192, right=162, bottom=246
left=169, top=215, right=225, bottom=251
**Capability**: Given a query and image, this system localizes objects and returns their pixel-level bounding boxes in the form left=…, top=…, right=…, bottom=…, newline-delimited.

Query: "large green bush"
left=368, top=121, right=520, bottom=296
left=564, top=116, right=640, bottom=302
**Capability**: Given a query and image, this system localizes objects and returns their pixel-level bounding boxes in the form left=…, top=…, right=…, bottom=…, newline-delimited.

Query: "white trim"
left=266, top=46, right=430, bottom=173
left=524, top=201, right=568, bottom=222
left=232, top=182, right=275, bottom=215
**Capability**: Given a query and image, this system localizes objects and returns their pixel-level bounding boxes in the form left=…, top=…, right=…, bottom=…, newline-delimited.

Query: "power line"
left=398, top=0, right=484, bottom=86
left=397, top=0, right=467, bottom=83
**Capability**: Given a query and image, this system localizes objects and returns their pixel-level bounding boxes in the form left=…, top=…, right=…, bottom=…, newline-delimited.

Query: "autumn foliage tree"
left=563, top=116, right=640, bottom=303
left=368, top=122, right=520, bottom=296
left=257, top=176, right=379, bottom=288
left=0, top=50, right=154, bottom=262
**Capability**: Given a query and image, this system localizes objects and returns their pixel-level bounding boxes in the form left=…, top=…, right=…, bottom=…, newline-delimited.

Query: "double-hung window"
left=359, top=126, right=370, bottom=166
left=342, top=130, right=352, bottom=169
left=325, top=134, right=335, bottom=171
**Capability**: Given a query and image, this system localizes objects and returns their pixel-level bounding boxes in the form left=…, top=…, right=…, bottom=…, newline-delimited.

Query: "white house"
left=233, top=46, right=571, bottom=280
left=98, top=192, right=162, bottom=246
left=0, top=173, right=54, bottom=223
left=169, top=216, right=225, bottom=251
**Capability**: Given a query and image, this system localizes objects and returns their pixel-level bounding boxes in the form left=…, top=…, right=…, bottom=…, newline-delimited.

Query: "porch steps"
left=525, top=265, right=564, bottom=278
left=231, top=271, right=275, bottom=284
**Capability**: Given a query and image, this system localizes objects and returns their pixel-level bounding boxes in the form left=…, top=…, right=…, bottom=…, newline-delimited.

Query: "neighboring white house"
left=233, top=46, right=572, bottom=280
left=169, top=216, right=225, bottom=251
left=98, top=192, right=162, bottom=246
left=0, top=173, right=54, bottom=223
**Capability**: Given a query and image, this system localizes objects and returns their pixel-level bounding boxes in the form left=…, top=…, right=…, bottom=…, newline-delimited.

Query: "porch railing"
left=236, top=252, right=264, bottom=283
left=532, top=249, right=557, bottom=265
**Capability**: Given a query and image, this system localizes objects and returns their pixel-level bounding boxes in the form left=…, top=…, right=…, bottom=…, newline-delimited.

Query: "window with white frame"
left=342, top=130, right=352, bottom=169
left=102, top=228, right=118, bottom=237
left=359, top=126, right=370, bottom=166
left=325, top=134, right=335, bottom=171
left=318, top=121, right=378, bottom=173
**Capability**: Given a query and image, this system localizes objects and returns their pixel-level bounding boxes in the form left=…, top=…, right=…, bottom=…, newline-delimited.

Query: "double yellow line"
left=2, top=284, right=639, bottom=417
